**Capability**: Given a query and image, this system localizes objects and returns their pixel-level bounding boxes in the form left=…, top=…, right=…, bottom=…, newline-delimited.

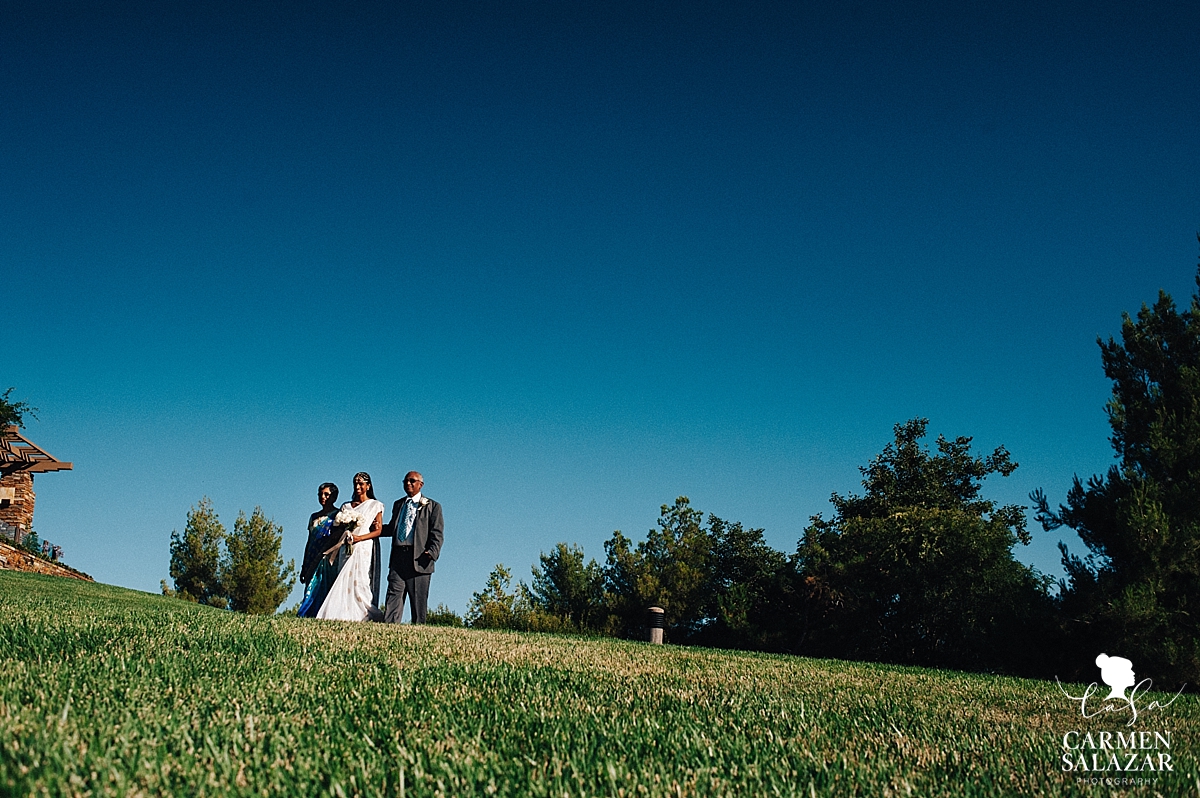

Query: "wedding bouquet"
left=334, top=508, right=360, bottom=552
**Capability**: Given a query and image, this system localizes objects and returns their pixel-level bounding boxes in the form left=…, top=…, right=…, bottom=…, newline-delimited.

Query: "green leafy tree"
left=0, top=388, right=37, bottom=430
left=799, top=419, right=1053, bottom=673
left=1034, top=259, right=1200, bottom=688
left=528, top=542, right=605, bottom=631
left=700, top=516, right=795, bottom=651
left=599, top=531, right=644, bottom=636
left=602, top=497, right=716, bottom=640
left=221, top=507, right=296, bottom=615
left=163, top=497, right=228, bottom=608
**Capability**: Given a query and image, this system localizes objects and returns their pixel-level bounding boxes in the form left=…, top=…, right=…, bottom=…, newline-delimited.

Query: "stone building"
left=0, top=426, right=72, bottom=544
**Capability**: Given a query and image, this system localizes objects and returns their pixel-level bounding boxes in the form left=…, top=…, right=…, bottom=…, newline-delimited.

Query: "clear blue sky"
left=5, top=1, right=1199, bottom=614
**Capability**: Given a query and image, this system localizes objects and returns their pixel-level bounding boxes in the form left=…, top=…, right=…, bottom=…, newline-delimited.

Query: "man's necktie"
left=401, top=500, right=417, bottom=543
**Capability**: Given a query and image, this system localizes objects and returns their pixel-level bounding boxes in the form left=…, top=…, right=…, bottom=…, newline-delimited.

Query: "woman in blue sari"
left=298, top=482, right=344, bottom=617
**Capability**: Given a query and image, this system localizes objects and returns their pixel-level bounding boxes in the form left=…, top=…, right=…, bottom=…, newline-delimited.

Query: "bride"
left=317, top=472, right=385, bottom=622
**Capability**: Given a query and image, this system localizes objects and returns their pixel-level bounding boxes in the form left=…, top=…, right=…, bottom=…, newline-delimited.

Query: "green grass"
left=1, top=571, right=1197, bottom=797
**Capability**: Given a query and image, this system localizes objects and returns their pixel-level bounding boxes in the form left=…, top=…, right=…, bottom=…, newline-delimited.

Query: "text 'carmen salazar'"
left=1061, top=731, right=1172, bottom=773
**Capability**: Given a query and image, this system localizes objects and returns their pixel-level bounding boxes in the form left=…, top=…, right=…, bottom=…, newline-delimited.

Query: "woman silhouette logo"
left=1057, top=653, right=1184, bottom=726
left=1095, top=653, right=1136, bottom=701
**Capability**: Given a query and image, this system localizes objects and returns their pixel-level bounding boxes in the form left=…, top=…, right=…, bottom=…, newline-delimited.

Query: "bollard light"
left=647, top=606, right=665, bottom=644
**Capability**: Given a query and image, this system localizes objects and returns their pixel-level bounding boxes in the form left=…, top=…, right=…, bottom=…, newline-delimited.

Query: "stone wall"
left=0, top=471, right=34, bottom=531
left=0, top=540, right=92, bottom=581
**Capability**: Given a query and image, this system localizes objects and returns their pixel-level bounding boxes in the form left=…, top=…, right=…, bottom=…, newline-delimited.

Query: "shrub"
left=426, top=604, right=464, bottom=627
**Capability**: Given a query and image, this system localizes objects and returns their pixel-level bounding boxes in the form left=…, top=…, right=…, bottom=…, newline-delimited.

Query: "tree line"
left=461, top=424, right=1054, bottom=676
left=460, top=258, right=1200, bottom=691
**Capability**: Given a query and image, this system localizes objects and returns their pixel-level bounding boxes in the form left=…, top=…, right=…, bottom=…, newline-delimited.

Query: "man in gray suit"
left=382, top=471, right=444, bottom=624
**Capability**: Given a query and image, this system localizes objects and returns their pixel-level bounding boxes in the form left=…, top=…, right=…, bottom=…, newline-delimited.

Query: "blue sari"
left=298, top=514, right=341, bottom=617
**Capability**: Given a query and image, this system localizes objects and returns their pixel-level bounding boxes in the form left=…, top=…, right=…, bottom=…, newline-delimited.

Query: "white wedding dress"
left=317, top=499, right=384, bottom=622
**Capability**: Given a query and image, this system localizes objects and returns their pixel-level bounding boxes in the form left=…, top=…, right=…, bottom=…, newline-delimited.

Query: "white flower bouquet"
left=334, top=508, right=360, bottom=551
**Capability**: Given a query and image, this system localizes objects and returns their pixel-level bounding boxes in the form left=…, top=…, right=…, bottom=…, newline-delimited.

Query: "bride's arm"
left=351, top=511, right=384, bottom=543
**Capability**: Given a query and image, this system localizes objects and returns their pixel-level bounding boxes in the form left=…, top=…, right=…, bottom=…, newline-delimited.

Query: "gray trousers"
left=369, top=539, right=381, bottom=609
left=384, top=550, right=431, bottom=624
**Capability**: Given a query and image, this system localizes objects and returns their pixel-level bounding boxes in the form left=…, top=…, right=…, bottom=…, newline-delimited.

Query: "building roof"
left=0, top=427, right=73, bottom=475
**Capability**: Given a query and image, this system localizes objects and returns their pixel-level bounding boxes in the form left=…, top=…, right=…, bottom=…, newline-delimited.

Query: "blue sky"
left=4, top=1, right=1199, bottom=614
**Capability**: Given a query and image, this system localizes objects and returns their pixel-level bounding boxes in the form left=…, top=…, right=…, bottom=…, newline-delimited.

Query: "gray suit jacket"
left=382, top=496, right=443, bottom=575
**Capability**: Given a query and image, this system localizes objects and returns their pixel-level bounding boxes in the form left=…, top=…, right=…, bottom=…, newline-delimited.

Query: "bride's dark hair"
left=353, top=472, right=376, bottom=500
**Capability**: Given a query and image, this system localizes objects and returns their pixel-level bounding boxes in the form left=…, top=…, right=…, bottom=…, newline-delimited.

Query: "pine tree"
left=466, top=564, right=522, bottom=628
left=163, top=497, right=228, bottom=608
left=1034, top=255, right=1200, bottom=688
left=221, top=507, right=296, bottom=615
left=529, top=542, right=605, bottom=631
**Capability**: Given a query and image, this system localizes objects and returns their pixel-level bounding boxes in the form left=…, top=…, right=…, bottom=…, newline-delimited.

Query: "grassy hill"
left=1, top=571, right=1195, bottom=796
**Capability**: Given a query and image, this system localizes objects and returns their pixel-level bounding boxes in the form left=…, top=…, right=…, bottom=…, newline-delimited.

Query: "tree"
left=163, top=497, right=228, bottom=608
left=465, top=563, right=576, bottom=632
left=798, top=419, right=1053, bottom=673
left=0, top=388, right=37, bottom=430
left=466, top=564, right=526, bottom=629
left=528, top=542, right=605, bottom=631
left=699, top=516, right=794, bottom=651
left=601, top=497, right=719, bottom=641
left=222, top=507, right=296, bottom=615
left=1034, top=258, right=1200, bottom=688
left=599, top=498, right=798, bottom=645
